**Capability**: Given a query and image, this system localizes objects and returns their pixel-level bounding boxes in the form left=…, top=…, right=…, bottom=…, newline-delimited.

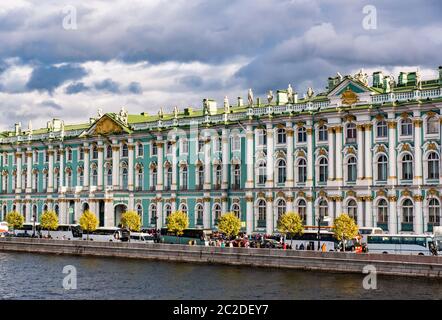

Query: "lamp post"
left=32, top=212, right=36, bottom=238
left=317, top=212, right=321, bottom=251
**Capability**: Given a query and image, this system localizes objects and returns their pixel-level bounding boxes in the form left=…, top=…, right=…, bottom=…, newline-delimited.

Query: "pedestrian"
left=321, top=242, right=326, bottom=252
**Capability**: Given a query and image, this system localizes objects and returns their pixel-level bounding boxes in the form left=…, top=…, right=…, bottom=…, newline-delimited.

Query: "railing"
left=401, top=223, right=414, bottom=232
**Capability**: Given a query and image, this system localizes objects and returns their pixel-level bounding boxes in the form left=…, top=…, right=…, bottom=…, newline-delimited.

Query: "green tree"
left=166, top=211, right=189, bottom=243
left=5, top=211, right=24, bottom=232
left=217, top=212, right=241, bottom=239
left=332, top=214, right=359, bottom=251
left=40, top=210, right=59, bottom=237
left=120, top=210, right=141, bottom=232
left=277, top=212, right=304, bottom=246
left=79, top=210, right=98, bottom=240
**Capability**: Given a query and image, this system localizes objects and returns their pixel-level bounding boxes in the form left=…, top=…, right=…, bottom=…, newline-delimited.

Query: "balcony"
left=401, top=223, right=414, bottom=232
left=257, top=220, right=266, bottom=228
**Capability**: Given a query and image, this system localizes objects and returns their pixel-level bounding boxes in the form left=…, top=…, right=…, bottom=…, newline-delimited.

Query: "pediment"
left=80, top=114, right=131, bottom=137
left=327, top=78, right=375, bottom=107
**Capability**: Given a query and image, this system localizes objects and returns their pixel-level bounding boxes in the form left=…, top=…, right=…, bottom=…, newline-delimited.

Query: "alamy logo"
left=62, top=265, right=77, bottom=290
left=362, top=265, right=377, bottom=290
left=62, top=5, right=78, bottom=30
left=362, top=5, right=377, bottom=30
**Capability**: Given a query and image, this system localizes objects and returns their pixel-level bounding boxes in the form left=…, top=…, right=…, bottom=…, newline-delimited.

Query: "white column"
left=59, top=200, right=67, bottom=224
left=389, top=196, right=397, bottom=233
left=26, top=202, right=31, bottom=223
left=222, top=196, right=228, bottom=214
left=266, top=194, right=273, bottom=235
left=388, top=122, right=397, bottom=186
left=156, top=197, right=163, bottom=229
left=246, top=194, right=253, bottom=235
left=307, top=197, right=313, bottom=225
left=306, top=127, right=313, bottom=187
left=204, top=138, right=211, bottom=190
left=413, top=119, right=423, bottom=185
left=222, top=129, right=229, bottom=189
left=286, top=123, right=294, bottom=188
left=171, top=140, right=177, bottom=191
left=171, top=196, right=177, bottom=212
left=16, top=151, right=22, bottom=193
left=74, top=200, right=81, bottom=223
left=335, top=126, right=343, bottom=186
left=83, top=146, right=89, bottom=188
left=357, top=197, right=364, bottom=227
left=328, top=128, right=335, bottom=181
left=104, top=199, right=114, bottom=227
left=26, top=149, right=32, bottom=193
left=415, top=197, right=423, bottom=234
left=203, top=196, right=211, bottom=229
left=59, top=148, right=64, bottom=188
left=246, top=125, right=254, bottom=188
left=48, top=149, right=54, bottom=192
left=335, top=197, right=342, bottom=218
left=357, top=124, right=365, bottom=183
left=286, top=194, right=294, bottom=213
left=328, top=198, right=335, bottom=224
left=97, top=145, right=104, bottom=190
left=266, top=124, right=274, bottom=188
left=365, top=124, right=373, bottom=185
left=365, top=197, right=373, bottom=227
left=128, top=143, right=134, bottom=191
left=157, top=141, right=164, bottom=191
left=112, top=143, right=120, bottom=189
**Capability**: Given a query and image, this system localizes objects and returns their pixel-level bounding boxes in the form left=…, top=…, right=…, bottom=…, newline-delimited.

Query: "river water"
left=0, top=252, right=440, bottom=300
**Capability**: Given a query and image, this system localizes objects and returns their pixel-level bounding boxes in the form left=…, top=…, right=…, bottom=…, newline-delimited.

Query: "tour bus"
left=40, top=224, right=82, bottom=240
left=129, top=232, right=155, bottom=243
left=82, top=227, right=130, bottom=242
left=160, top=228, right=212, bottom=245
left=285, top=230, right=339, bottom=251
left=14, top=223, right=39, bottom=237
left=358, top=227, right=384, bottom=243
left=366, top=234, right=434, bottom=255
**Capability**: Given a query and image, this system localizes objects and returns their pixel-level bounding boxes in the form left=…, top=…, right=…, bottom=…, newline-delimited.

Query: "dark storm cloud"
left=128, top=82, right=142, bottom=94
left=65, top=82, right=90, bottom=94
left=40, top=100, right=63, bottom=110
left=26, top=63, right=88, bottom=93
left=94, top=78, right=120, bottom=93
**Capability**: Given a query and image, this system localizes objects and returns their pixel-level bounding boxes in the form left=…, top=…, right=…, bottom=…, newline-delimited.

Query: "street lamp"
left=32, top=212, right=36, bottom=238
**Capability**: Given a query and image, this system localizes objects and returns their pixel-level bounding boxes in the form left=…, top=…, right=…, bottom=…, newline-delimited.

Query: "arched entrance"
left=69, top=200, right=75, bottom=224
left=98, top=200, right=105, bottom=227
left=114, top=204, right=128, bottom=227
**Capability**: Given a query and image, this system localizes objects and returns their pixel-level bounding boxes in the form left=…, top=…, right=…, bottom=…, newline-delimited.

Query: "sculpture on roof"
left=26, top=121, right=33, bottom=136
left=354, top=69, right=369, bottom=86
left=97, top=108, right=103, bottom=118
left=247, top=88, right=254, bottom=106
left=287, top=84, right=293, bottom=103
left=267, top=90, right=274, bottom=104
left=173, top=106, right=179, bottom=118
left=336, top=72, right=343, bottom=82
left=158, top=107, right=164, bottom=119
left=224, top=96, right=230, bottom=113
left=118, top=106, right=128, bottom=125
left=306, top=87, right=314, bottom=99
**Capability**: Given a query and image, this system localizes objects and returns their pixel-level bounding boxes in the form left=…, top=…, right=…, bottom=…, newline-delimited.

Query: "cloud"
left=128, top=81, right=142, bottom=94
left=65, top=82, right=89, bottom=94
left=94, top=78, right=120, bottom=93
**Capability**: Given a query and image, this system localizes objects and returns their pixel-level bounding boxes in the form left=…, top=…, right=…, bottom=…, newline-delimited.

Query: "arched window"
left=427, top=152, right=439, bottom=180
left=66, top=170, right=72, bottom=188
left=277, top=159, right=286, bottom=184
left=346, top=123, right=356, bottom=144
left=402, top=199, right=414, bottom=228
left=401, top=154, right=413, bottom=181
left=214, top=204, right=221, bottom=225
left=196, top=204, right=204, bottom=225
left=277, top=128, right=286, bottom=144
left=376, top=120, right=387, bottom=138
left=298, top=127, right=306, bottom=143
left=257, top=129, right=267, bottom=146
left=54, top=204, right=59, bottom=216
left=180, top=165, right=188, bottom=190
left=150, top=204, right=157, bottom=225
left=298, top=199, right=307, bottom=224
left=106, top=145, right=112, bottom=159
left=165, top=166, right=172, bottom=189
left=319, top=199, right=328, bottom=219
left=181, top=138, right=189, bottom=154
left=164, top=204, right=172, bottom=218
left=277, top=199, right=286, bottom=219
left=136, top=204, right=143, bottom=217
left=92, top=146, right=98, bottom=159
left=43, top=204, right=48, bottom=213
left=78, top=170, right=84, bottom=186
left=377, top=154, right=388, bottom=181
left=137, top=167, right=143, bottom=190
left=122, top=144, right=128, bottom=158
left=233, top=164, right=240, bottom=188
left=79, top=148, right=84, bottom=161
left=32, top=205, right=37, bottom=221
left=347, top=199, right=357, bottom=222
left=180, top=204, right=188, bottom=215
left=137, top=143, right=144, bottom=157
left=107, top=168, right=112, bottom=186
left=258, top=161, right=266, bottom=185
left=214, top=165, right=222, bottom=187
left=67, top=148, right=73, bottom=162
left=427, top=116, right=439, bottom=134
left=297, top=158, right=307, bottom=183
left=197, top=165, right=204, bottom=188
left=151, top=167, right=157, bottom=188
left=258, top=200, right=266, bottom=227
left=429, top=198, right=440, bottom=226
left=92, top=168, right=98, bottom=186
left=232, top=203, right=240, bottom=219
left=32, top=172, right=38, bottom=191
left=377, top=199, right=388, bottom=225
left=400, top=118, right=413, bottom=136
left=318, top=125, right=328, bottom=142
left=347, top=156, right=357, bottom=182
left=231, top=135, right=241, bottom=151
left=121, top=167, right=128, bottom=190
left=318, top=157, right=328, bottom=183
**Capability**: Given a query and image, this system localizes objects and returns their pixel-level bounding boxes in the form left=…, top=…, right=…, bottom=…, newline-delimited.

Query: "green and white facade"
left=1, top=67, right=442, bottom=235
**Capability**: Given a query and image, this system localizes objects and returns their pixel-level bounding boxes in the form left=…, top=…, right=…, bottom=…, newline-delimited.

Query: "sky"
left=0, top=0, right=441, bottom=130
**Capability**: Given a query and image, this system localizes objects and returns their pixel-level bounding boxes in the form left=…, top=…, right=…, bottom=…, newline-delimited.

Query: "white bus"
left=285, top=230, right=339, bottom=251
left=366, top=234, right=434, bottom=256
left=129, top=232, right=155, bottom=243
left=40, top=224, right=82, bottom=240
left=358, top=227, right=383, bottom=243
left=14, top=223, right=39, bottom=237
left=82, top=227, right=129, bottom=242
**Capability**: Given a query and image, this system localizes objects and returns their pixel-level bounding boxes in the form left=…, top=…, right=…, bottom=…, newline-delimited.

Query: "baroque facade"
left=1, top=67, right=442, bottom=235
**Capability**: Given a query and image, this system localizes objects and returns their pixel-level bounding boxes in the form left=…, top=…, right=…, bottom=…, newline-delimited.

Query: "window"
left=401, top=118, right=413, bottom=136
left=214, top=137, right=222, bottom=152
left=181, top=139, right=188, bottom=154
left=346, top=123, right=356, bottom=144
left=122, top=144, right=129, bottom=158
left=150, top=204, right=157, bottom=225
left=429, top=198, right=440, bottom=226
left=67, top=149, right=73, bottom=161
left=318, top=125, right=328, bottom=142
left=180, top=204, right=188, bottom=215
left=66, top=170, right=72, bottom=188
left=427, top=116, right=439, bottom=134
left=277, top=199, right=286, bottom=219
left=181, top=166, right=188, bottom=190
left=258, top=200, right=266, bottom=225
left=34, top=151, right=39, bottom=163
left=92, top=146, right=98, bottom=160
left=214, top=165, right=222, bottom=187
left=32, top=172, right=38, bottom=191
left=92, top=169, right=98, bottom=186
left=401, top=154, right=413, bottom=181
left=297, top=158, right=307, bottom=183
left=347, top=199, right=357, bottom=222
left=427, top=152, right=439, bottom=180
left=258, top=129, right=267, bottom=146
left=4, top=153, right=8, bottom=166
left=165, top=204, right=172, bottom=218
left=197, top=165, right=204, bottom=188
left=151, top=167, right=157, bottom=187
left=232, top=204, right=240, bottom=219
left=298, top=127, right=307, bottom=143
left=232, top=135, right=241, bottom=151
left=166, top=167, right=172, bottom=189
left=198, top=139, right=204, bottom=153
left=43, top=173, right=48, bottom=191
left=56, top=150, right=60, bottom=162
left=298, top=199, right=307, bottom=223
left=106, top=145, right=112, bottom=159
left=152, top=143, right=158, bottom=156
left=347, top=156, right=357, bottom=182
left=214, top=204, right=221, bottom=224
left=137, top=143, right=144, bottom=157
left=277, top=159, right=286, bottom=184
left=258, top=161, right=266, bottom=184
left=136, top=205, right=143, bottom=217
left=137, top=168, right=143, bottom=190
left=79, top=170, right=84, bottom=186
left=196, top=204, right=204, bottom=225
left=377, top=199, right=388, bottom=224
left=121, top=167, right=128, bottom=190
left=319, top=199, right=328, bottom=219
left=233, top=164, right=240, bottom=187
left=376, top=120, right=388, bottom=138
left=377, top=155, right=388, bottom=181
left=79, top=148, right=84, bottom=161
left=277, top=128, right=286, bottom=144
left=107, top=168, right=112, bottom=186
left=402, top=199, right=414, bottom=224
left=318, top=157, right=328, bottom=183
left=166, top=141, right=172, bottom=155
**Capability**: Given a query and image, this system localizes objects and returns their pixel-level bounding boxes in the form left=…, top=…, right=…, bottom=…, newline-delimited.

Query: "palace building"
left=1, top=67, right=442, bottom=235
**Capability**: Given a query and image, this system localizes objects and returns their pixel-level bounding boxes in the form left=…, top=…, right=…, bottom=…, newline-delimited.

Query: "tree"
left=332, top=214, right=359, bottom=251
left=277, top=212, right=304, bottom=247
left=120, top=210, right=141, bottom=232
left=5, top=211, right=24, bottom=232
left=217, top=212, right=241, bottom=239
left=79, top=210, right=98, bottom=240
left=166, top=211, right=189, bottom=243
left=40, top=210, right=59, bottom=237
